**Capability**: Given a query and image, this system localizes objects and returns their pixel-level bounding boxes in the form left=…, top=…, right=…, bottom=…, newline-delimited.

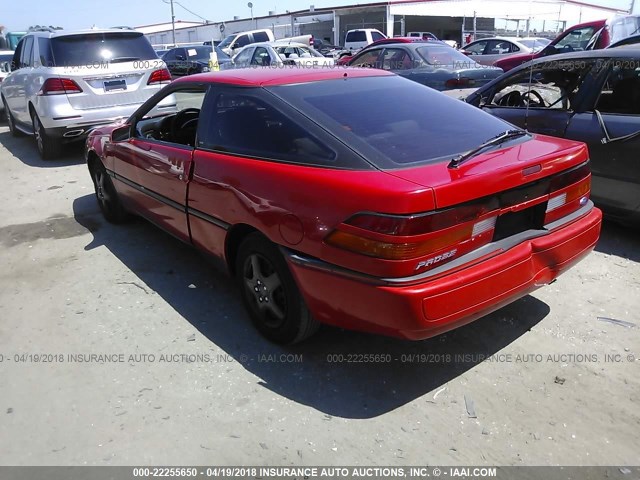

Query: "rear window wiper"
left=108, top=56, right=141, bottom=63
left=448, top=129, right=528, bottom=169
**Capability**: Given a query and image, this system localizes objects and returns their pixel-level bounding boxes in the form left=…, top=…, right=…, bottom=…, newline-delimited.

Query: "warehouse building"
left=139, top=0, right=629, bottom=49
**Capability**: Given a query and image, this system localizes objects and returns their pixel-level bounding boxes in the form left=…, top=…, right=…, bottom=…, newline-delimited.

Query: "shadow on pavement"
left=0, top=129, right=85, bottom=168
left=73, top=193, right=550, bottom=419
left=595, top=220, right=640, bottom=262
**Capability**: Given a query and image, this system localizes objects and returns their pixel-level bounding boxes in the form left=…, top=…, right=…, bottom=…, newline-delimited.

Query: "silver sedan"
left=460, top=37, right=550, bottom=66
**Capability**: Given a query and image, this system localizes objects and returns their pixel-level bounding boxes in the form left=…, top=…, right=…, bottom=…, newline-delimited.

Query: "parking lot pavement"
left=0, top=124, right=638, bottom=466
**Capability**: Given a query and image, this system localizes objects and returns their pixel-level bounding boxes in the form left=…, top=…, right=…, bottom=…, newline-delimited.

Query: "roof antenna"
left=524, top=54, right=535, bottom=132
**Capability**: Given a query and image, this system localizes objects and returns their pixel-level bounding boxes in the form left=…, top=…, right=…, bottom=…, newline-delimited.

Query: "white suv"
left=1, top=28, right=171, bottom=159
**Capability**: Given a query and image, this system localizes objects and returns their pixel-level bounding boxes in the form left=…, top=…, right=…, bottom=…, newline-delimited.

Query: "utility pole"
left=170, top=0, right=176, bottom=47
left=630, top=0, right=636, bottom=13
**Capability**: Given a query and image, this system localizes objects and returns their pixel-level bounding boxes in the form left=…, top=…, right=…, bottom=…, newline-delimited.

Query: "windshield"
left=553, top=26, right=598, bottom=51
left=268, top=75, right=511, bottom=168
left=416, top=45, right=474, bottom=65
left=218, top=34, right=235, bottom=49
left=50, top=32, right=156, bottom=66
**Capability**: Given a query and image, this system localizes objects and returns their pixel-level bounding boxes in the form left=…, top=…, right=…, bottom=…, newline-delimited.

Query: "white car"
left=231, top=42, right=335, bottom=69
left=0, top=28, right=171, bottom=159
left=0, top=50, right=14, bottom=112
left=343, top=28, right=387, bottom=52
left=460, top=37, right=551, bottom=66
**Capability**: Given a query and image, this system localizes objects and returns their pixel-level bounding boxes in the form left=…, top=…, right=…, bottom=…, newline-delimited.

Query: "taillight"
left=445, top=77, right=475, bottom=89
left=38, top=78, right=83, bottom=95
left=326, top=202, right=498, bottom=268
left=147, top=68, right=171, bottom=85
left=545, top=170, right=591, bottom=225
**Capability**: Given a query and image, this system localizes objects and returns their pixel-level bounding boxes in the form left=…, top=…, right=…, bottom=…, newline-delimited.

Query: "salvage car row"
left=0, top=23, right=637, bottom=346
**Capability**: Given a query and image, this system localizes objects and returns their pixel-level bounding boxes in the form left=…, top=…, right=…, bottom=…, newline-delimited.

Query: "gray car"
left=347, top=40, right=503, bottom=91
left=1, top=28, right=170, bottom=159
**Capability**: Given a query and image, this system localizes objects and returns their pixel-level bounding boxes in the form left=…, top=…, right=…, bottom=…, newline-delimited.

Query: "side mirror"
left=112, top=124, right=131, bottom=142
left=459, top=49, right=471, bottom=56
left=0, top=61, right=10, bottom=73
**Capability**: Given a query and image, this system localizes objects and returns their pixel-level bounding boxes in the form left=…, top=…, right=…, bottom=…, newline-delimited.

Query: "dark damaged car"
left=347, top=39, right=503, bottom=90
left=465, top=47, right=640, bottom=225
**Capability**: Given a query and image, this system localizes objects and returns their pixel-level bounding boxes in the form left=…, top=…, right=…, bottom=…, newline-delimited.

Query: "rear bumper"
left=286, top=206, right=602, bottom=340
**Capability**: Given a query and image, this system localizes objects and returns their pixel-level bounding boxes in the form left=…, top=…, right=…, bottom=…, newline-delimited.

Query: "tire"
left=91, top=160, right=128, bottom=224
left=2, top=98, right=21, bottom=137
left=236, top=233, right=319, bottom=344
left=31, top=111, right=61, bottom=159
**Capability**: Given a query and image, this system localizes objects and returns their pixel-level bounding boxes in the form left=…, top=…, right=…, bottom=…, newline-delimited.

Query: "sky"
left=2, top=0, right=637, bottom=31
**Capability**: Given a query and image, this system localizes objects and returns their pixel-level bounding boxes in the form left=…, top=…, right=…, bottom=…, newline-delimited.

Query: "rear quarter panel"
left=187, top=151, right=436, bottom=277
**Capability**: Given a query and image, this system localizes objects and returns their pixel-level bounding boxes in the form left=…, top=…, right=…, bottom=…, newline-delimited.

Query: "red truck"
left=494, top=15, right=640, bottom=71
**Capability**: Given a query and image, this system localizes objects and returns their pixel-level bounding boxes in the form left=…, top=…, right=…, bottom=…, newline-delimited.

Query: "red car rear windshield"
left=268, top=75, right=511, bottom=169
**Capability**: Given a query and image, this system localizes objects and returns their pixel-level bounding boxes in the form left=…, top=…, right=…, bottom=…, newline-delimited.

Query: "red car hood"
left=385, top=135, right=589, bottom=208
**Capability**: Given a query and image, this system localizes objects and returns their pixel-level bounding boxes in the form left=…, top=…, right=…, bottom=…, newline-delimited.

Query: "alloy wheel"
left=242, top=253, right=286, bottom=329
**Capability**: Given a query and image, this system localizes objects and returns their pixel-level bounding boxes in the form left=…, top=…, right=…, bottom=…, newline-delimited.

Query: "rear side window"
left=37, top=37, right=53, bottom=67
left=20, top=36, right=34, bottom=68
left=199, top=92, right=336, bottom=166
left=268, top=75, right=511, bottom=168
left=50, top=32, right=156, bottom=67
left=253, top=31, right=270, bottom=42
left=346, top=31, right=366, bottom=42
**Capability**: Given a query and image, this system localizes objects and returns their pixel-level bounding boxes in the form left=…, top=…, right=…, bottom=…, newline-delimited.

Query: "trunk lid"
left=386, top=135, right=589, bottom=209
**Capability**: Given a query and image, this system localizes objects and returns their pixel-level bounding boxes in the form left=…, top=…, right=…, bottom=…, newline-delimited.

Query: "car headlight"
left=202, top=66, right=210, bottom=72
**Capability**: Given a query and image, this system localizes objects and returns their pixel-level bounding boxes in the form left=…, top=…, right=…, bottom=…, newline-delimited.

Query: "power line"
left=161, top=0, right=209, bottom=22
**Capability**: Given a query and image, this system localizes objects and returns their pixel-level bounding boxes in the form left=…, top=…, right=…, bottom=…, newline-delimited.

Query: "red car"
left=494, top=15, right=640, bottom=72
left=85, top=67, right=602, bottom=344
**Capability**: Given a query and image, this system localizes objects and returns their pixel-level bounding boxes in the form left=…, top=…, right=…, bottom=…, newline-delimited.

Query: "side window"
left=235, top=34, right=250, bottom=48
left=135, top=89, right=207, bottom=148
left=490, top=61, right=594, bottom=110
left=163, top=49, right=177, bottom=61
left=251, top=47, right=271, bottom=66
left=253, top=31, right=270, bottom=43
left=37, top=38, right=53, bottom=67
left=20, top=36, right=34, bottom=68
left=465, top=41, right=487, bottom=55
left=371, top=31, right=385, bottom=42
left=350, top=49, right=382, bottom=68
left=233, top=47, right=253, bottom=66
left=595, top=64, right=640, bottom=115
left=486, top=40, right=511, bottom=54
left=382, top=48, right=413, bottom=70
left=201, top=93, right=335, bottom=165
left=11, top=40, right=23, bottom=71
